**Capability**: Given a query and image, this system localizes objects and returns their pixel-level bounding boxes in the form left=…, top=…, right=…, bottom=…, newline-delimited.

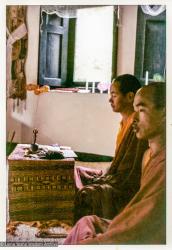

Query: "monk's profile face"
left=133, top=90, right=165, bottom=140
left=109, top=82, right=134, bottom=113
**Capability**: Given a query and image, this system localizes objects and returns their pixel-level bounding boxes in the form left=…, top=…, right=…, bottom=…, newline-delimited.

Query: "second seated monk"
left=74, top=74, right=148, bottom=222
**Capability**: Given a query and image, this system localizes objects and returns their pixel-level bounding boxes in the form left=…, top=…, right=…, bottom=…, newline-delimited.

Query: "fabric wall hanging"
left=6, top=6, right=28, bottom=111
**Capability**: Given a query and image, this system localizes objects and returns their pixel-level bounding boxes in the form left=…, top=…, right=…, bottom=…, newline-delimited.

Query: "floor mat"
left=6, top=220, right=72, bottom=245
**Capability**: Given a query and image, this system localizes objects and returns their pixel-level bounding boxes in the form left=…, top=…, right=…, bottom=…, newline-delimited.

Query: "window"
left=39, top=11, right=69, bottom=86
left=74, top=6, right=114, bottom=83
left=38, top=6, right=117, bottom=89
left=134, top=6, right=166, bottom=84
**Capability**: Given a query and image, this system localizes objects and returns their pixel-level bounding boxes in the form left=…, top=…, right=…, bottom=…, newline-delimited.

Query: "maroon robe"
left=74, top=123, right=148, bottom=221
left=64, top=148, right=166, bottom=244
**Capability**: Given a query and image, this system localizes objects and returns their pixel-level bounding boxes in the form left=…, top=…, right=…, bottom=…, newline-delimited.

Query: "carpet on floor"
left=6, top=219, right=72, bottom=245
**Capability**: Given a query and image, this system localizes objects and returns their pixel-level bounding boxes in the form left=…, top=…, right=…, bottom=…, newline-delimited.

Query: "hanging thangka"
left=6, top=6, right=28, bottom=111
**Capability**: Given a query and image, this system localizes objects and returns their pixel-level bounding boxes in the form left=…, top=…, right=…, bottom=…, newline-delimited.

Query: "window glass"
left=74, top=6, right=114, bottom=83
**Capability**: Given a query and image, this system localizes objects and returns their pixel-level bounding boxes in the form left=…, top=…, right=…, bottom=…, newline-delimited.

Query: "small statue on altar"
left=31, top=128, right=39, bottom=152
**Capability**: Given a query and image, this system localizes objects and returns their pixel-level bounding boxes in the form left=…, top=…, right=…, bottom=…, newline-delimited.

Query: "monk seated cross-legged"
left=65, top=81, right=166, bottom=244
left=74, top=74, right=148, bottom=222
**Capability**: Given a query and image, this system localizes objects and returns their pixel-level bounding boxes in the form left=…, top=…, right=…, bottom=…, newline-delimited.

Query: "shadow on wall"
left=75, top=151, right=113, bottom=162
left=6, top=142, right=17, bottom=156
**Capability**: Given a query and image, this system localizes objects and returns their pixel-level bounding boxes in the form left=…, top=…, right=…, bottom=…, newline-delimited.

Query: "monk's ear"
left=126, top=92, right=135, bottom=103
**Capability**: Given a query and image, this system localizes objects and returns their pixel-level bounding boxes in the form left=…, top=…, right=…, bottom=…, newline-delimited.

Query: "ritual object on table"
left=30, top=128, right=39, bottom=152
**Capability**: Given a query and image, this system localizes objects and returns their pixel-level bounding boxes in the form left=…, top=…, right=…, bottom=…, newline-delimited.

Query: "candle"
left=85, top=81, right=89, bottom=91
left=163, top=66, right=166, bottom=81
left=92, top=82, right=95, bottom=93
left=145, top=71, right=149, bottom=85
left=108, top=84, right=110, bottom=94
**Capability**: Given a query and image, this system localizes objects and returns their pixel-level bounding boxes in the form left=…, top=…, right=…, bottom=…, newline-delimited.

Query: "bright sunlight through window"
left=74, top=6, right=114, bottom=83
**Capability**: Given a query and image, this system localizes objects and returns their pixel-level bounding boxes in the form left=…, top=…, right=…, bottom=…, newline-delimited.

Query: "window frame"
left=38, top=6, right=118, bottom=89
left=38, top=10, right=69, bottom=87
left=134, top=6, right=166, bottom=85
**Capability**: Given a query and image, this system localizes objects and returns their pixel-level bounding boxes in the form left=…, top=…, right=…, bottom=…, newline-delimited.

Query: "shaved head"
left=136, top=82, right=166, bottom=110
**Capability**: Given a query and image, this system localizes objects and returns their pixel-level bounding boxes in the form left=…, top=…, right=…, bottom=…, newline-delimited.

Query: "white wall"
left=6, top=100, right=22, bottom=142
left=7, top=5, right=138, bottom=156
left=117, top=5, right=138, bottom=75
left=21, top=91, right=121, bottom=156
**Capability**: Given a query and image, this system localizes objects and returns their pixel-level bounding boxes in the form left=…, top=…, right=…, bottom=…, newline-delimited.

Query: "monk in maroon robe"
left=64, top=82, right=166, bottom=244
left=74, top=74, right=148, bottom=221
